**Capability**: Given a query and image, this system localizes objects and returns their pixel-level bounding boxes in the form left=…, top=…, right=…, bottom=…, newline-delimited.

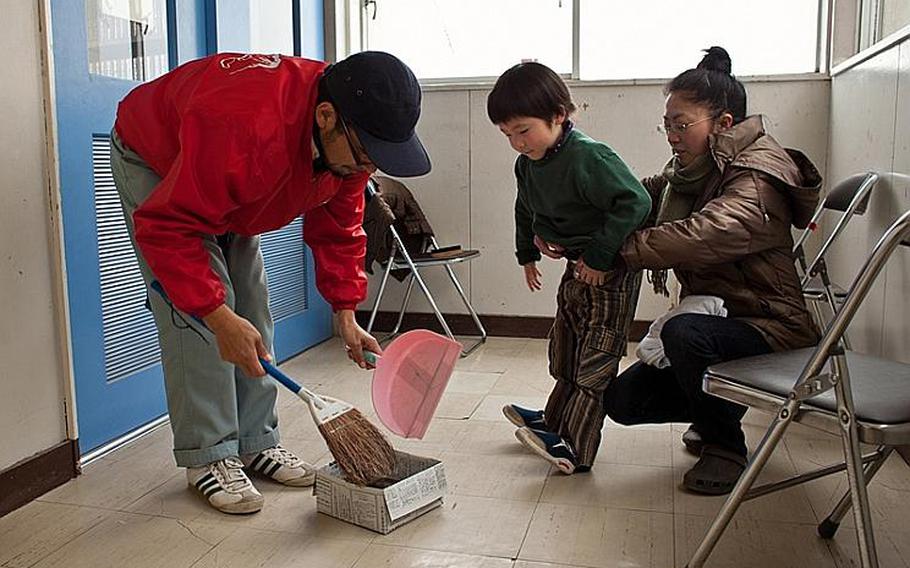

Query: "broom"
left=261, top=360, right=396, bottom=485
left=150, top=281, right=396, bottom=485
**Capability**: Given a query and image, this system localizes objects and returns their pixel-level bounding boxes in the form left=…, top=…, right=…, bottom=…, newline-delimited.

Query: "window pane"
left=249, top=0, right=294, bottom=55
left=365, top=0, right=572, bottom=79
left=881, top=0, right=910, bottom=38
left=86, top=0, right=169, bottom=81
left=579, top=0, right=819, bottom=80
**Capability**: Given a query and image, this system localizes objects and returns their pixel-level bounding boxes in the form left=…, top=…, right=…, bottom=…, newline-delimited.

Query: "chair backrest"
left=824, top=172, right=877, bottom=213
left=794, top=172, right=879, bottom=281
left=798, top=207, right=910, bottom=382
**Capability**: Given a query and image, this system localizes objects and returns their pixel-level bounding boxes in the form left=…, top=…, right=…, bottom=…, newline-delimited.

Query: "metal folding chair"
left=793, top=172, right=879, bottom=342
left=364, top=178, right=487, bottom=357
left=686, top=208, right=910, bottom=568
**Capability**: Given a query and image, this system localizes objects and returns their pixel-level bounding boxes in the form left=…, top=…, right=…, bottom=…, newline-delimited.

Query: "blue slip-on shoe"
left=502, top=404, right=547, bottom=430
left=515, top=427, right=578, bottom=474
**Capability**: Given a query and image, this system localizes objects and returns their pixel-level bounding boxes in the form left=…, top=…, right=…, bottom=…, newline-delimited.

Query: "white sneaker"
left=242, top=445, right=316, bottom=487
left=186, top=457, right=263, bottom=514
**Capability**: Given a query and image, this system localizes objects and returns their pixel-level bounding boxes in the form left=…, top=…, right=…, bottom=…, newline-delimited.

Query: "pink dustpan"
left=368, top=330, right=462, bottom=439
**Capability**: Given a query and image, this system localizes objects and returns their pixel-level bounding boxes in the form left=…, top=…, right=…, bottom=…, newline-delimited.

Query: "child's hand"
left=573, top=258, right=606, bottom=286
left=534, top=235, right=565, bottom=259
left=523, top=262, right=542, bottom=291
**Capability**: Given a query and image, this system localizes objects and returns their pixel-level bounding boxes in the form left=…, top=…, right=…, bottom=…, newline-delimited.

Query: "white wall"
left=0, top=2, right=69, bottom=471
left=364, top=78, right=831, bottom=323
left=826, top=37, right=910, bottom=362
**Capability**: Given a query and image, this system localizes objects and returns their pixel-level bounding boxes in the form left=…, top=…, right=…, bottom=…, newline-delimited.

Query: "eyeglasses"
left=338, top=118, right=374, bottom=169
left=657, top=115, right=716, bottom=135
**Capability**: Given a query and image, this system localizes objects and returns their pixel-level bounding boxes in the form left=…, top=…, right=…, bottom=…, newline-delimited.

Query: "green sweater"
left=514, top=129, right=651, bottom=271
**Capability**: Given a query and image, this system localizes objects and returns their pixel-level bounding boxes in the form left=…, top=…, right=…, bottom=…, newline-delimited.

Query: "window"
left=215, top=0, right=295, bottom=55
left=880, top=0, right=910, bottom=37
left=361, top=0, right=572, bottom=80
left=86, top=0, right=169, bottom=81
left=579, top=0, right=819, bottom=79
left=355, top=0, right=822, bottom=81
left=858, top=0, right=910, bottom=50
left=249, top=0, right=295, bottom=55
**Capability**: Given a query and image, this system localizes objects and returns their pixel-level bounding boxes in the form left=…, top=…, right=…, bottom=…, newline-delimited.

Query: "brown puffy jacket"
left=620, top=115, right=822, bottom=351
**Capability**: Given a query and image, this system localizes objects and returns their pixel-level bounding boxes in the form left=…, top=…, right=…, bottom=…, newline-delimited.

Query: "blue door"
left=53, top=0, right=330, bottom=454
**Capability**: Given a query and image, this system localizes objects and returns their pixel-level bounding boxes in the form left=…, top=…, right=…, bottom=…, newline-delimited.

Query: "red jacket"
left=115, top=54, right=368, bottom=317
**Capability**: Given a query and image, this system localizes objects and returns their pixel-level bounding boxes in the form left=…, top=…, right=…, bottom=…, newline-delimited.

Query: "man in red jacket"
left=110, top=51, right=429, bottom=514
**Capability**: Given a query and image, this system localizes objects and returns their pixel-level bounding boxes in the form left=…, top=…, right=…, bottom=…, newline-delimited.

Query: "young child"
left=487, top=62, right=651, bottom=474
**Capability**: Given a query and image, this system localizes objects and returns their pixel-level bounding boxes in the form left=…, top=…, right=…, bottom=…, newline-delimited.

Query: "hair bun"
left=697, top=46, right=732, bottom=75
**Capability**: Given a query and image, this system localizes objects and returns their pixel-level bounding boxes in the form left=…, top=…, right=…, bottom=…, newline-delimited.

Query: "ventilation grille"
left=93, top=134, right=161, bottom=383
left=261, top=217, right=308, bottom=322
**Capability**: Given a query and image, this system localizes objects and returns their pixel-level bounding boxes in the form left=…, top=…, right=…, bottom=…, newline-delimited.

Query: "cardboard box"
left=314, top=451, right=446, bottom=534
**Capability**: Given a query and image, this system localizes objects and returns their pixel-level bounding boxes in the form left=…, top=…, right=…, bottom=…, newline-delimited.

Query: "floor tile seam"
left=31, top=498, right=130, bottom=516
left=170, top=519, right=225, bottom=567
left=198, top=518, right=379, bottom=543
left=534, top=500, right=679, bottom=520
left=117, top=471, right=184, bottom=513
left=536, top=499, right=674, bottom=515
left=81, top=504, right=379, bottom=544
left=444, top=489, right=547, bottom=504
left=361, top=541, right=520, bottom=563
left=0, top=503, right=112, bottom=568
left=516, top=546, right=666, bottom=568
left=676, top=511, right=838, bottom=528
left=514, top=498, right=544, bottom=564
left=590, top=460, right=675, bottom=468
left=342, top=538, right=377, bottom=568
left=369, top=540, right=520, bottom=560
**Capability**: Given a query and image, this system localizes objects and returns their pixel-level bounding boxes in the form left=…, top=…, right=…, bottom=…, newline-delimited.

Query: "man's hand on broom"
left=337, top=309, right=382, bottom=369
left=203, top=304, right=271, bottom=377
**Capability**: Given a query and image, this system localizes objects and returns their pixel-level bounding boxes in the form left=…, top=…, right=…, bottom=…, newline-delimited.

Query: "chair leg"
left=388, top=274, right=416, bottom=338
left=686, top=402, right=796, bottom=568
left=442, top=264, right=487, bottom=356
left=833, top=354, right=879, bottom=567
left=407, top=268, right=457, bottom=340
left=818, top=446, right=892, bottom=539
left=366, top=249, right=397, bottom=335
left=810, top=298, right=827, bottom=330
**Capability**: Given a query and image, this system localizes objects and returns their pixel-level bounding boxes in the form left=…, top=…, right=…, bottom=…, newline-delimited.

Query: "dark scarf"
left=649, top=152, right=715, bottom=295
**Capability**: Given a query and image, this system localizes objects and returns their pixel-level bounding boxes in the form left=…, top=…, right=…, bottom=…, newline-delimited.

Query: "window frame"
left=832, top=0, right=910, bottom=75
left=328, top=0, right=833, bottom=83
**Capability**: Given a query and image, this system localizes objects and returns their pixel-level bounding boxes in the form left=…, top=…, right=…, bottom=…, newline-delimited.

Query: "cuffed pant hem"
left=238, top=430, right=280, bottom=457
left=173, top=440, right=240, bottom=468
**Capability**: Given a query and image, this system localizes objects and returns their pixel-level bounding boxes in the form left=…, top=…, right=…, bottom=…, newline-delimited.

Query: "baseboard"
left=0, top=439, right=79, bottom=518
left=356, top=311, right=650, bottom=342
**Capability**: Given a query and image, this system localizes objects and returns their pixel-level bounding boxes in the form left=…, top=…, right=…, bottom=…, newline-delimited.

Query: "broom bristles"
left=319, top=408, right=396, bottom=486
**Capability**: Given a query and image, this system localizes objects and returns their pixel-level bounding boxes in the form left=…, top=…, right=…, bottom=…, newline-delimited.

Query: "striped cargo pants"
left=544, top=263, right=642, bottom=467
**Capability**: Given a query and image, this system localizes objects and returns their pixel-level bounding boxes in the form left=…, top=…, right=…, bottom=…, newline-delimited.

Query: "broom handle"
left=150, top=280, right=329, bottom=410
left=259, top=359, right=328, bottom=409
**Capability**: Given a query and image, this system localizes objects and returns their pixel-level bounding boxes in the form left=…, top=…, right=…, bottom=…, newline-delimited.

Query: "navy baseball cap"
left=323, top=51, right=431, bottom=177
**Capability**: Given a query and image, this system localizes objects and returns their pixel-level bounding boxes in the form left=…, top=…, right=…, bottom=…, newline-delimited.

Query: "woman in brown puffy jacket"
left=602, top=47, right=822, bottom=495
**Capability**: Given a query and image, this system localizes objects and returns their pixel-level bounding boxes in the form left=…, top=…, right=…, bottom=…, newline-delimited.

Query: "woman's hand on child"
left=534, top=235, right=565, bottom=259
left=573, top=258, right=606, bottom=286
left=523, top=262, right=543, bottom=291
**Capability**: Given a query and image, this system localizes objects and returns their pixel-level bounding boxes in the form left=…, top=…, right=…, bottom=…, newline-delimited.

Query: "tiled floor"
left=3, top=337, right=910, bottom=567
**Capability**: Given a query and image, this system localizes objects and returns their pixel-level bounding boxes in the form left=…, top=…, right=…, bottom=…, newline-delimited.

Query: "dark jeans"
left=604, top=314, right=772, bottom=457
